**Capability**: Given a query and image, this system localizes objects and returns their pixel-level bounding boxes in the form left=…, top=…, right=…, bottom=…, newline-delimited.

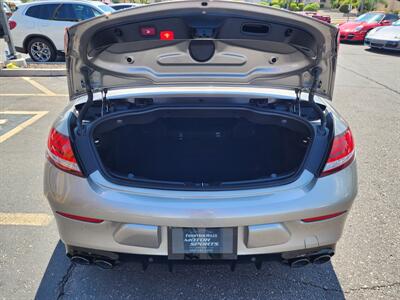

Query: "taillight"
left=320, top=128, right=355, bottom=177
left=46, top=128, right=83, bottom=177
left=8, top=20, right=16, bottom=30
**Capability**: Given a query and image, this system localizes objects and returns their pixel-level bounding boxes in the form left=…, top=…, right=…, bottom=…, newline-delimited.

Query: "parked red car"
left=304, top=12, right=331, bottom=23
left=339, top=12, right=399, bottom=42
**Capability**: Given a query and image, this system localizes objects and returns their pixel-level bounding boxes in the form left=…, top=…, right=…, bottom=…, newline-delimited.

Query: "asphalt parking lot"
left=0, top=44, right=399, bottom=300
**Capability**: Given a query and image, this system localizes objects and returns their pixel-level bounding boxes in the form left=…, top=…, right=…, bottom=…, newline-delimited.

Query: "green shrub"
left=330, top=0, right=340, bottom=8
left=303, top=3, right=320, bottom=11
left=298, top=2, right=305, bottom=10
left=331, top=0, right=357, bottom=9
left=271, top=0, right=282, bottom=7
left=289, top=2, right=299, bottom=11
left=339, top=4, right=350, bottom=13
left=259, top=1, right=270, bottom=6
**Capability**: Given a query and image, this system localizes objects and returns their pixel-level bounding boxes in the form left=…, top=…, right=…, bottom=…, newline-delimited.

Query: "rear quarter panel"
left=9, top=7, right=35, bottom=48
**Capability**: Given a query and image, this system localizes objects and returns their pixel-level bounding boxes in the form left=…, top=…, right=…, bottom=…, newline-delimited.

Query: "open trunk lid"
left=66, top=0, right=339, bottom=100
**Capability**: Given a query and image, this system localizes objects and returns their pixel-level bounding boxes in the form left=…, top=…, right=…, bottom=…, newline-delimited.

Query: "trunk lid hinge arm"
left=308, top=67, right=327, bottom=135
left=77, top=67, right=94, bottom=136
left=294, top=88, right=301, bottom=116
left=101, top=88, right=109, bottom=116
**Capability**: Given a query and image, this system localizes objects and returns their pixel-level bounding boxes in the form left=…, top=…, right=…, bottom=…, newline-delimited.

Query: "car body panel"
left=339, top=21, right=380, bottom=41
left=44, top=158, right=357, bottom=255
left=66, top=0, right=339, bottom=100
left=339, top=13, right=399, bottom=42
left=110, top=3, right=142, bottom=11
left=43, top=1, right=358, bottom=259
left=44, top=85, right=357, bottom=257
left=301, top=12, right=331, bottom=24
left=365, top=22, right=400, bottom=51
left=9, top=0, right=113, bottom=52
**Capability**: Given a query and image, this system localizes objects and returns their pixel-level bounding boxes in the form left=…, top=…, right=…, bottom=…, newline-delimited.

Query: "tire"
left=27, top=37, right=57, bottom=62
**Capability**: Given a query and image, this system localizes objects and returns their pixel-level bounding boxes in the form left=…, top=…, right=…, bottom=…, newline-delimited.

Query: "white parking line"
left=0, top=119, right=7, bottom=125
left=0, top=213, right=53, bottom=226
left=0, top=111, right=48, bottom=143
left=22, top=77, right=57, bottom=96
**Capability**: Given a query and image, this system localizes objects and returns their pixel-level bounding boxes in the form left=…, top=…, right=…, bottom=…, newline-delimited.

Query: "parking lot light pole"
left=0, top=0, right=18, bottom=60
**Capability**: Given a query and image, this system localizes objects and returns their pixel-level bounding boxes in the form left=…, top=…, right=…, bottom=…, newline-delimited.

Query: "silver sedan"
left=44, top=0, right=357, bottom=270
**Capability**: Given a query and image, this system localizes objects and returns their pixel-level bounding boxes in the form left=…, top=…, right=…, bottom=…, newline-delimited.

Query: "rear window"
left=383, top=14, right=399, bottom=21
left=25, top=4, right=59, bottom=20
left=98, top=5, right=115, bottom=13
left=55, top=4, right=98, bottom=21
left=112, top=5, right=131, bottom=10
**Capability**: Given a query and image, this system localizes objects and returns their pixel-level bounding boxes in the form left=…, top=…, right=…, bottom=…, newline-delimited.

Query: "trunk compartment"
left=91, top=107, right=314, bottom=189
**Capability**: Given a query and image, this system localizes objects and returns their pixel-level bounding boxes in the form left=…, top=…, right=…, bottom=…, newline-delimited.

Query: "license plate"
left=168, top=227, right=237, bottom=260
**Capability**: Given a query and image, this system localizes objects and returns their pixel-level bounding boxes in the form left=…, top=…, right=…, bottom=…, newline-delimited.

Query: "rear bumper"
left=364, top=38, right=400, bottom=51
left=339, top=31, right=365, bottom=41
left=44, top=161, right=357, bottom=256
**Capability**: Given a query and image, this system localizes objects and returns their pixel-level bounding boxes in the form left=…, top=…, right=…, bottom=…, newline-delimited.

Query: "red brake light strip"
left=56, top=211, right=104, bottom=223
left=302, top=211, right=347, bottom=223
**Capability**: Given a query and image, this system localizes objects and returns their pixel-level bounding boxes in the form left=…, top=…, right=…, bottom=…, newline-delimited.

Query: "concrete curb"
left=0, top=68, right=66, bottom=77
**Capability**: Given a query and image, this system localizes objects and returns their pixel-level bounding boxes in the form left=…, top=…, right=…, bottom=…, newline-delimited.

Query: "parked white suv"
left=8, top=0, right=114, bottom=62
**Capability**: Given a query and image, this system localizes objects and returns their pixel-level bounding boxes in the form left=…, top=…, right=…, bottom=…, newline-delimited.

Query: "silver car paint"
left=44, top=0, right=356, bottom=258
left=44, top=87, right=357, bottom=256
left=44, top=159, right=356, bottom=256
left=66, top=0, right=339, bottom=100
left=365, top=23, right=400, bottom=51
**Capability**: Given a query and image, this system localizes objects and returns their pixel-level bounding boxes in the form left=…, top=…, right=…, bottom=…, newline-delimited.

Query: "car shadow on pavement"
left=35, top=241, right=345, bottom=299
left=26, top=55, right=66, bottom=63
left=364, top=48, right=400, bottom=57
left=340, top=41, right=364, bottom=45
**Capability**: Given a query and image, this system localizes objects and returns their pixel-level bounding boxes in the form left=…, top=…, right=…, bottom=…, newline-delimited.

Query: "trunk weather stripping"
left=294, top=88, right=301, bottom=116
left=77, top=67, right=94, bottom=135
left=307, top=67, right=327, bottom=135
left=76, top=69, right=111, bottom=134
left=101, top=88, right=109, bottom=117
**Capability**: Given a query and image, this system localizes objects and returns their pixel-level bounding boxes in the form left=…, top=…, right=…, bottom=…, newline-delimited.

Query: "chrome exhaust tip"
left=93, top=259, right=114, bottom=269
left=290, top=258, right=310, bottom=268
left=70, top=255, right=91, bottom=265
left=312, top=254, right=331, bottom=265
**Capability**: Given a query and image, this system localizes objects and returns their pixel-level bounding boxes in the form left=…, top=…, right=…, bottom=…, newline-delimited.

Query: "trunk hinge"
left=101, top=88, right=109, bottom=117
left=77, top=67, right=94, bottom=135
left=294, top=88, right=301, bottom=116
left=307, top=67, right=327, bottom=135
